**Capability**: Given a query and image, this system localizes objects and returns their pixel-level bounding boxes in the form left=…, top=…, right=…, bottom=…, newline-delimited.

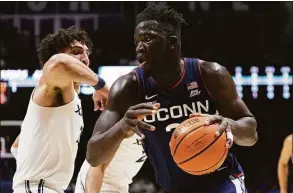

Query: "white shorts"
left=13, top=180, right=63, bottom=193
left=74, top=171, right=128, bottom=193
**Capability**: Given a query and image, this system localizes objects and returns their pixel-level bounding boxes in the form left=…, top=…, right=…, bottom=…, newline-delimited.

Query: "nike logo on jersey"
left=145, top=94, right=158, bottom=100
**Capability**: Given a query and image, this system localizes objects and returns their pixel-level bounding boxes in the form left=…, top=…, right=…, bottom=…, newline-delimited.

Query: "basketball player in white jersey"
left=75, top=134, right=146, bottom=193
left=11, top=26, right=109, bottom=193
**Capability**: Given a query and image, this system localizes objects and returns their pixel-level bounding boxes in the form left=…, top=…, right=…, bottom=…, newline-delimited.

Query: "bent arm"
left=42, top=53, right=100, bottom=89
left=200, top=61, right=257, bottom=146
left=278, top=135, right=292, bottom=193
left=86, top=73, right=140, bottom=167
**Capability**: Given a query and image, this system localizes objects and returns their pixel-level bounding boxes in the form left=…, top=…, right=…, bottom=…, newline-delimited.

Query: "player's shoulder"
left=197, top=59, right=228, bottom=77
left=195, top=59, right=236, bottom=99
left=111, top=71, right=138, bottom=91
left=109, top=71, right=139, bottom=100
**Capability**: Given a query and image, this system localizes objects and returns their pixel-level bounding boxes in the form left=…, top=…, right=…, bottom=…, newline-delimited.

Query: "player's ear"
left=168, top=35, right=178, bottom=51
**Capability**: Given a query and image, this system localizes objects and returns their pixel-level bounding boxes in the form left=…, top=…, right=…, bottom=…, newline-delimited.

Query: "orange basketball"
left=169, top=116, right=228, bottom=175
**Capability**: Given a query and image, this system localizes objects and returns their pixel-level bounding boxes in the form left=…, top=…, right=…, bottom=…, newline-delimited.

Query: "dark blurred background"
left=0, top=1, right=292, bottom=193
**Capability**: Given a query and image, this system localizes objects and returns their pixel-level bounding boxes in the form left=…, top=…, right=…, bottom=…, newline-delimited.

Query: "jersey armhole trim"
left=168, top=58, right=186, bottom=90
left=132, top=69, right=141, bottom=99
left=197, top=60, right=215, bottom=100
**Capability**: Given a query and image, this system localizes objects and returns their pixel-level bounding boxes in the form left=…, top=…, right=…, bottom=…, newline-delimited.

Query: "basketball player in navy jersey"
left=87, top=4, right=257, bottom=193
left=278, top=134, right=293, bottom=193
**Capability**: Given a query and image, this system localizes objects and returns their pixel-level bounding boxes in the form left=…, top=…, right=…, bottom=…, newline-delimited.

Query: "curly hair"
left=37, top=26, right=93, bottom=65
left=136, top=4, right=187, bottom=38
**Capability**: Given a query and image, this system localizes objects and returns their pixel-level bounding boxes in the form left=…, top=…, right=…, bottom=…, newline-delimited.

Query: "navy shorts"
left=165, top=175, right=247, bottom=193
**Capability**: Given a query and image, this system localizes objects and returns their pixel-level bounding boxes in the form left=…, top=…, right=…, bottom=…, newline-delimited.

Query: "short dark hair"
left=136, top=4, right=187, bottom=38
left=37, top=26, right=93, bottom=65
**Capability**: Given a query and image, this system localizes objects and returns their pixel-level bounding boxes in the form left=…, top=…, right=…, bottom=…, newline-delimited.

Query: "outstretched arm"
left=200, top=61, right=257, bottom=146
left=42, top=53, right=100, bottom=89
left=39, top=53, right=108, bottom=110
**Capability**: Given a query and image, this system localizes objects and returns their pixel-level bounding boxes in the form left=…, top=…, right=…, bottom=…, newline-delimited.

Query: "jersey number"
left=165, top=123, right=180, bottom=132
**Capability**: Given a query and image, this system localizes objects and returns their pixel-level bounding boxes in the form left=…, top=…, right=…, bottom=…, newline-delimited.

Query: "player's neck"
left=152, top=59, right=184, bottom=89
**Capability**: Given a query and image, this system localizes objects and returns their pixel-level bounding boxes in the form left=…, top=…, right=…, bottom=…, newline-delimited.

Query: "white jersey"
left=75, top=134, right=145, bottom=192
left=13, top=91, right=84, bottom=191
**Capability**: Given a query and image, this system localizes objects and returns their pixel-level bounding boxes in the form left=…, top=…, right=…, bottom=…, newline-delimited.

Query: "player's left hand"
left=92, top=85, right=109, bottom=111
left=190, top=113, right=233, bottom=148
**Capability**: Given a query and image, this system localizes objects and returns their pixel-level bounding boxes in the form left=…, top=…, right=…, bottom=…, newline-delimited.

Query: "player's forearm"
left=85, top=166, right=107, bottom=193
left=45, top=53, right=99, bottom=86
left=226, top=116, right=257, bottom=146
left=87, top=121, right=125, bottom=167
left=278, top=162, right=288, bottom=192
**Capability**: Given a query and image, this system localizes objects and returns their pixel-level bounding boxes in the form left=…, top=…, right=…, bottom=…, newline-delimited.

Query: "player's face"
left=64, top=41, right=91, bottom=89
left=134, top=20, right=169, bottom=76
left=65, top=41, right=91, bottom=66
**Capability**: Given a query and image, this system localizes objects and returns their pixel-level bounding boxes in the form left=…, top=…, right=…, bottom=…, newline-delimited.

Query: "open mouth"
left=137, top=54, right=146, bottom=63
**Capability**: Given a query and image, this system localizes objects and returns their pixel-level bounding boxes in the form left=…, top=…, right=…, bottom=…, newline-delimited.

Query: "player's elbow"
left=46, top=54, right=70, bottom=71
left=235, top=118, right=258, bottom=146
left=278, top=160, right=289, bottom=172
left=86, top=154, right=98, bottom=167
left=236, top=133, right=257, bottom=147
left=86, top=140, right=98, bottom=167
left=86, top=138, right=104, bottom=167
left=42, top=54, right=73, bottom=87
left=43, top=54, right=69, bottom=77
left=244, top=117, right=258, bottom=146
left=246, top=132, right=258, bottom=146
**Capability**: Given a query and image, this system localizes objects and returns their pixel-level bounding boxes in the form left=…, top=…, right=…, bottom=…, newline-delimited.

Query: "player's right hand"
left=120, top=103, right=160, bottom=139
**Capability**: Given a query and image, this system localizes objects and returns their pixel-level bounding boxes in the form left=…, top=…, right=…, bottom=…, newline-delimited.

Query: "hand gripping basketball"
left=190, top=113, right=233, bottom=148
left=120, top=103, right=160, bottom=139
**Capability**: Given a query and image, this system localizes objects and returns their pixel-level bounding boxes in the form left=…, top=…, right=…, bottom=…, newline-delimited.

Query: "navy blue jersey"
left=134, top=58, right=244, bottom=193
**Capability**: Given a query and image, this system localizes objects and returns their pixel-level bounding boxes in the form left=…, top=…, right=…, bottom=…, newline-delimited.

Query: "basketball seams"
left=182, top=145, right=228, bottom=174
left=172, top=124, right=206, bottom=156
left=177, top=130, right=226, bottom=164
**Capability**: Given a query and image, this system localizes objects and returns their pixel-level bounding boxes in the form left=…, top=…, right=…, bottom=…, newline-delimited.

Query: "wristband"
left=226, top=130, right=233, bottom=141
left=93, top=77, right=106, bottom=90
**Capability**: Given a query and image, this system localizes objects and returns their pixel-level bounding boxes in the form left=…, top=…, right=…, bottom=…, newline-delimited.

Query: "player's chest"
left=143, top=90, right=211, bottom=121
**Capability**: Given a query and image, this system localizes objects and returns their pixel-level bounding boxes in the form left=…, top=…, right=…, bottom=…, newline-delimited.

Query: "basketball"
left=169, top=116, right=228, bottom=175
